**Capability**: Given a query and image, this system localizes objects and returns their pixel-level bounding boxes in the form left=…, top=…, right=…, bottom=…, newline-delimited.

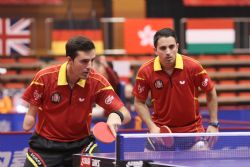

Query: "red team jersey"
left=23, top=62, right=124, bottom=142
left=133, top=54, right=214, bottom=133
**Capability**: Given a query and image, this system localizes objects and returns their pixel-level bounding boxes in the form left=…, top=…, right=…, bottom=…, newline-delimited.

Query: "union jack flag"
left=0, top=18, right=32, bottom=56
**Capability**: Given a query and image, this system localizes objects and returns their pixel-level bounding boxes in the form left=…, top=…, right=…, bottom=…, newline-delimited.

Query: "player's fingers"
left=207, top=136, right=217, bottom=148
left=147, top=137, right=156, bottom=151
left=158, top=137, right=166, bottom=145
left=106, top=112, right=122, bottom=137
left=108, top=124, right=117, bottom=137
left=206, top=136, right=213, bottom=148
left=149, top=137, right=165, bottom=146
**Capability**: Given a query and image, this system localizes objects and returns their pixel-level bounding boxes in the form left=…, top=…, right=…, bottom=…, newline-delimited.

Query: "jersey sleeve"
left=132, top=67, right=150, bottom=101
left=22, top=72, right=45, bottom=107
left=193, top=64, right=214, bottom=93
left=95, top=77, right=124, bottom=114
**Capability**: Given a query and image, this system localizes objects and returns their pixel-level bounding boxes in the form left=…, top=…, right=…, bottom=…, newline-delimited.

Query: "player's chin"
left=80, top=73, right=89, bottom=79
left=165, top=58, right=173, bottom=63
left=163, top=61, right=173, bottom=67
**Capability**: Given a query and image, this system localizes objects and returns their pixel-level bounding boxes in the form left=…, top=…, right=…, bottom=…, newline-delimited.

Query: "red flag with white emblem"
left=124, top=18, right=173, bottom=54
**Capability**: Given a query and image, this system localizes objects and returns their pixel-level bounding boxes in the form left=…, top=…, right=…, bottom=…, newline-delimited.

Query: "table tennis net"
left=116, top=132, right=250, bottom=161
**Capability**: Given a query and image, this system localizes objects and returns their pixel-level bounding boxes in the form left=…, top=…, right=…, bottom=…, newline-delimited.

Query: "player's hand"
left=206, top=126, right=219, bottom=148
left=149, top=124, right=160, bottom=133
left=206, top=125, right=219, bottom=133
left=148, top=125, right=173, bottom=148
left=106, top=113, right=122, bottom=137
left=147, top=125, right=162, bottom=148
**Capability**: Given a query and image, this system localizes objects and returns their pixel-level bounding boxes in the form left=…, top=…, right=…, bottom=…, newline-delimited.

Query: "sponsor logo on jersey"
left=33, top=90, right=42, bottom=101
left=202, top=78, right=208, bottom=87
left=105, top=95, right=114, bottom=105
left=138, top=84, right=145, bottom=94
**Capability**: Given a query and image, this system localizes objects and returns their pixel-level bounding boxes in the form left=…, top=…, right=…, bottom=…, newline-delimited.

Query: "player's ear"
left=67, top=56, right=72, bottom=62
left=154, top=47, right=157, bottom=56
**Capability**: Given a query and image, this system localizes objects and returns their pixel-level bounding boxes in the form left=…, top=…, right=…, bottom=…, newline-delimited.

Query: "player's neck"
left=66, top=64, right=79, bottom=88
left=163, top=65, right=174, bottom=76
left=165, top=69, right=174, bottom=76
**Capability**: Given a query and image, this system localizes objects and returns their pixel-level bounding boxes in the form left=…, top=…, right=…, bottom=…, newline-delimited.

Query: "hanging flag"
left=0, top=0, right=62, bottom=5
left=183, top=0, right=250, bottom=6
left=185, top=18, right=235, bottom=54
left=124, top=18, right=174, bottom=54
left=51, top=19, right=103, bottom=55
left=0, top=18, right=32, bottom=56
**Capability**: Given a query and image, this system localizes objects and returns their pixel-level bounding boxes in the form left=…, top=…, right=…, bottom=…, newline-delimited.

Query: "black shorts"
left=23, top=133, right=98, bottom=167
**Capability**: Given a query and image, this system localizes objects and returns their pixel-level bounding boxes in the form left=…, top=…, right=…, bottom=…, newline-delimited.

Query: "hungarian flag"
left=185, top=18, right=235, bottom=54
left=124, top=18, right=173, bottom=54
left=51, top=19, right=103, bottom=55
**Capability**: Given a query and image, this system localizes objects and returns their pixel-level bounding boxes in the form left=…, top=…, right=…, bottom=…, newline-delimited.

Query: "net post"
left=116, top=134, right=124, bottom=162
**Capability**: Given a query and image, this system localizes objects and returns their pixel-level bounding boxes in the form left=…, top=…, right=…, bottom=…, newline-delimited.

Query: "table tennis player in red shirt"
left=133, top=28, right=219, bottom=151
left=22, top=36, right=131, bottom=167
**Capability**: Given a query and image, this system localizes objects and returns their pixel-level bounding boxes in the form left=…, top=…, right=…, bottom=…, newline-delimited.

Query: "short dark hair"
left=66, top=36, right=95, bottom=60
left=153, top=28, right=178, bottom=48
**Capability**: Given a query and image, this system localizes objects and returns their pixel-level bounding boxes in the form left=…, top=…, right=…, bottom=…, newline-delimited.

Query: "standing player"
left=132, top=28, right=219, bottom=150
left=22, top=36, right=131, bottom=166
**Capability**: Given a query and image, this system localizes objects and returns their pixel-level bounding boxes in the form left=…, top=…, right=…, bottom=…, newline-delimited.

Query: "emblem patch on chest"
left=154, top=79, right=164, bottom=89
left=50, top=92, right=61, bottom=103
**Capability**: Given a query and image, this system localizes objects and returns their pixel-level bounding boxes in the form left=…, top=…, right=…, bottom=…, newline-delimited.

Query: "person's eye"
left=169, top=45, right=175, bottom=50
left=159, top=46, right=167, bottom=50
left=81, top=60, right=89, bottom=64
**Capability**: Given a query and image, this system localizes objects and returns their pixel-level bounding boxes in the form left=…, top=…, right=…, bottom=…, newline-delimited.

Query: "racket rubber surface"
left=92, top=122, right=115, bottom=143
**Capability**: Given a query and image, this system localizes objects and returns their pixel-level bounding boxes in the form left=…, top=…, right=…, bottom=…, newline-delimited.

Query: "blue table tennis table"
left=73, top=132, right=250, bottom=167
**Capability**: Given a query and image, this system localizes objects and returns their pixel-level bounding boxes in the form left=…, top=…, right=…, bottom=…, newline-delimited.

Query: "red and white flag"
left=124, top=18, right=173, bottom=54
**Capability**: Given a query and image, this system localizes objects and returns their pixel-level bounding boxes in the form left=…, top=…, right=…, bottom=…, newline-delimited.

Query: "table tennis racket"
left=92, top=122, right=115, bottom=143
left=160, top=125, right=171, bottom=133
left=160, top=125, right=174, bottom=147
left=147, top=125, right=174, bottom=150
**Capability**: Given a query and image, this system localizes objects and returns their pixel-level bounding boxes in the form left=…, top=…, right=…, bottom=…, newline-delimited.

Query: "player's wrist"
left=111, top=111, right=124, bottom=122
left=209, top=121, right=220, bottom=128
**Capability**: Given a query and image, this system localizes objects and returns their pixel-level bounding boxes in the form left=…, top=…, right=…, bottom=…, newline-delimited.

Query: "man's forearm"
left=23, top=114, right=36, bottom=131
left=22, top=104, right=38, bottom=132
left=134, top=101, right=156, bottom=131
left=118, top=106, right=131, bottom=124
left=206, top=87, right=218, bottom=122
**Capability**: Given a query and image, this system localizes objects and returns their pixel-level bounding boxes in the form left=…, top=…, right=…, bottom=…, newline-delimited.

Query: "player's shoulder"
left=138, top=58, right=155, bottom=73
left=182, top=55, right=202, bottom=68
left=88, top=69, right=109, bottom=84
left=35, top=64, right=60, bottom=78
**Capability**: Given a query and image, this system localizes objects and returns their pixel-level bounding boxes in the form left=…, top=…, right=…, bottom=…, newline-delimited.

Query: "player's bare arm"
left=134, top=97, right=160, bottom=133
left=206, top=87, right=219, bottom=133
left=23, top=104, right=39, bottom=132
